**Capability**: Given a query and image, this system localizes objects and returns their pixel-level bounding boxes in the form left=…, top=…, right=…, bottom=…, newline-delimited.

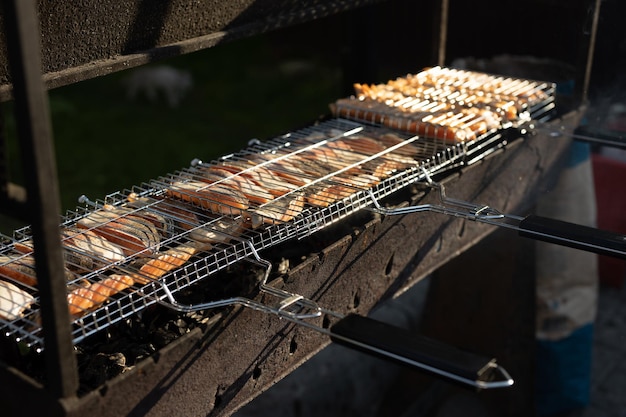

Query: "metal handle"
left=519, top=214, right=626, bottom=259
left=330, top=314, right=514, bottom=389
left=142, top=234, right=513, bottom=389
left=366, top=172, right=521, bottom=226
left=150, top=237, right=324, bottom=320
left=368, top=170, right=626, bottom=259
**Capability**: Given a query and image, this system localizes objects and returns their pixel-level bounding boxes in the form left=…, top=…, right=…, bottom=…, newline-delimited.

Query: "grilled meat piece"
left=128, top=194, right=201, bottom=232
left=61, top=227, right=126, bottom=266
left=67, top=274, right=134, bottom=316
left=127, top=194, right=245, bottom=246
left=0, top=254, right=66, bottom=287
left=306, top=183, right=355, bottom=208
left=77, top=207, right=162, bottom=256
left=281, top=155, right=335, bottom=179
left=0, top=279, right=35, bottom=321
left=187, top=217, right=244, bottom=246
left=337, top=135, right=387, bottom=155
left=195, top=167, right=274, bottom=205
left=217, top=160, right=299, bottom=197
left=376, top=133, right=421, bottom=157
left=110, top=205, right=176, bottom=240
left=248, top=192, right=305, bottom=228
left=166, top=180, right=249, bottom=216
left=0, top=254, right=74, bottom=288
left=246, top=153, right=313, bottom=187
left=130, top=242, right=201, bottom=285
left=13, top=227, right=126, bottom=272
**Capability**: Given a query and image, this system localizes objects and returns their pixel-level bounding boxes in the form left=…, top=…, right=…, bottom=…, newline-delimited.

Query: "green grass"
left=1, top=32, right=344, bottom=233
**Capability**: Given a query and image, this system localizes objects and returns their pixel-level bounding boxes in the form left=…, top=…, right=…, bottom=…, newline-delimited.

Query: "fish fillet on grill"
left=166, top=180, right=249, bottom=216
left=217, top=160, right=299, bottom=197
left=196, top=167, right=274, bottom=205
left=247, top=153, right=313, bottom=187
left=305, top=183, right=356, bottom=207
left=248, top=192, right=305, bottom=228
left=128, top=244, right=197, bottom=285
left=0, top=254, right=75, bottom=287
left=376, top=133, right=420, bottom=157
left=127, top=194, right=245, bottom=246
left=77, top=208, right=162, bottom=256
left=12, top=227, right=126, bottom=272
left=67, top=274, right=134, bottom=316
left=0, top=279, right=35, bottom=321
left=187, top=217, right=245, bottom=246
left=109, top=205, right=175, bottom=240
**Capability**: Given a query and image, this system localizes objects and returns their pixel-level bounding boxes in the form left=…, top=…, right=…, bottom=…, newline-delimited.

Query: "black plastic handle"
left=329, top=314, right=512, bottom=389
left=519, top=215, right=626, bottom=259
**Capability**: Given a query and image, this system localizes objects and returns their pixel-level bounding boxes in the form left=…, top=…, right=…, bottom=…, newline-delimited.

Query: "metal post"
left=435, top=0, right=448, bottom=67
left=579, top=0, right=601, bottom=103
left=1, top=0, right=79, bottom=398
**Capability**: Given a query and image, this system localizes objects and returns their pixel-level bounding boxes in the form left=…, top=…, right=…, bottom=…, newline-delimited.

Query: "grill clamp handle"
left=368, top=170, right=626, bottom=260
left=330, top=314, right=513, bottom=390
left=150, top=239, right=513, bottom=390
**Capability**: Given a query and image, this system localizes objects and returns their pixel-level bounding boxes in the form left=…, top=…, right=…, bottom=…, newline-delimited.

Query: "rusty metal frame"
left=578, top=0, right=602, bottom=103
left=1, top=0, right=79, bottom=399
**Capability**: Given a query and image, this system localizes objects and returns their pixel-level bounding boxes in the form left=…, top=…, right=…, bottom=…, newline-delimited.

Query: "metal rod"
left=1, top=0, right=79, bottom=398
left=436, top=0, right=449, bottom=67
left=154, top=247, right=513, bottom=390
left=577, top=0, right=602, bottom=103
left=526, top=122, right=626, bottom=150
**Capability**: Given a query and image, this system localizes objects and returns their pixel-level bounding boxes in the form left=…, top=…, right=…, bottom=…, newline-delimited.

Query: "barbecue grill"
left=0, top=0, right=619, bottom=416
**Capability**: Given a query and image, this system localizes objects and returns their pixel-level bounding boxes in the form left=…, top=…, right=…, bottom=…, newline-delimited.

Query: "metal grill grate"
left=0, top=118, right=474, bottom=349
left=0, top=68, right=557, bottom=351
left=332, top=66, right=556, bottom=138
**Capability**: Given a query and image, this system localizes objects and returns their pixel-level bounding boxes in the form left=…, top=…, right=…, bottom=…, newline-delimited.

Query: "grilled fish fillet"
left=166, top=180, right=249, bottom=216
left=62, top=227, right=126, bottom=265
left=128, top=195, right=201, bottom=232
left=305, top=183, right=355, bottom=208
left=247, top=154, right=312, bottom=187
left=0, top=254, right=42, bottom=287
left=0, top=253, right=75, bottom=287
left=248, top=193, right=305, bottom=228
left=197, top=167, right=274, bottom=205
left=217, top=160, right=298, bottom=197
left=0, top=279, right=35, bottom=320
left=131, top=243, right=199, bottom=285
left=67, top=240, right=212, bottom=316
left=77, top=208, right=162, bottom=256
left=67, top=274, right=134, bottom=316
left=376, top=133, right=420, bottom=157
left=109, top=204, right=175, bottom=240
left=187, top=217, right=244, bottom=246
left=13, top=227, right=126, bottom=272
left=127, top=195, right=244, bottom=246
